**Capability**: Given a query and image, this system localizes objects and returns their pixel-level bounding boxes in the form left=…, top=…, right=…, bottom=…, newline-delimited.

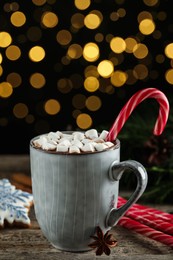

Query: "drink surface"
left=31, top=129, right=116, bottom=154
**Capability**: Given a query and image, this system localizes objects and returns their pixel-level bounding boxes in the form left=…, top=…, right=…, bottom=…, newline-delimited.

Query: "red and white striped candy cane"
left=106, top=88, right=170, bottom=141
left=118, top=196, right=173, bottom=224
left=118, top=216, right=173, bottom=248
left=118, top=199, right=173, bottom=236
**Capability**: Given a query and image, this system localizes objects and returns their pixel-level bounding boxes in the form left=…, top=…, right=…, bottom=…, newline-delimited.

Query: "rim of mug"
left=30, top=131, right=120, bottom=155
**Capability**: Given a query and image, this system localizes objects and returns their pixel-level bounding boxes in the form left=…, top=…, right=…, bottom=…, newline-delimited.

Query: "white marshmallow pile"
left=32, top=129, right=115, bottom=154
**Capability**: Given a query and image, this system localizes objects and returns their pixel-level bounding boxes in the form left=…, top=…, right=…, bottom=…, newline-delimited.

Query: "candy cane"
left=106, top=88, right=170, bottom=141
left=118, top=216, right=173, bottom=248
left=118, top=198, right=173, bottom=235
left=118, top=196, right=173, bottom=224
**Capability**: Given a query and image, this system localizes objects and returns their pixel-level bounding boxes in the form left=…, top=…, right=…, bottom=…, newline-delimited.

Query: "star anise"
left=88, top=226, right=117, bottom=256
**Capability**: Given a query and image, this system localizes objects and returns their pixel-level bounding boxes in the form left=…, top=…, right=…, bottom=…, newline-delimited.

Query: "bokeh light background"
left=0, top=0, right=172, bottom=153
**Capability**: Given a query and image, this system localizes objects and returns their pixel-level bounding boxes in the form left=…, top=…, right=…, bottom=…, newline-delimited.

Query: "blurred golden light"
left=47, top=0, right=56, bottom=4
left=156, top=54, right=165, bottom=63
left=139, top=19, right=155, bottom=35
left=153, top=30, right=162, bottom=39
left=74, top=0, right=91, bottom=10
left=5, top=45, right=21, bottom=61
left=0, top=66, right=3, bottom=76
left=25, top=114, right=35, bottom=124
left=30, top=73, right=46, bottom=88
left=13, top=103, right=28, bottom=119
left=157, top=11, right=167, bottom=21
left=67, top=44, right=83, bottom=59
left=83, top=42, right=99, bottom=62
left=27, top=26, right=42, bottom=41
left=61, top=56, right=71, bottom=65
left=41, top=12, right=58, bottom=28
left=111, top=70, right=127, bottom=87
left=95, top=33, right=104, bottom=42
left=165, top=69, right=173, bottom=84
left=29, top=46, right=45, bottom=62
left=133, top=64, right=148, bottom=80
left=4, top=2, right=19, bottom=12
left=125, top=70, right=137, bottom=85
left=110, top=37, right=126, bottom=53
left=84, top=65, right=99, bottom=78
left=0, top=32, right=12, bottom=48
left=32, top=0, right=46, bottom=6
left=105, top=34, right=113, bottom=43
left=76, top=113, right=92, bottom=129
left=0, top=117, right=8, bottom=127
left=56, top=30, right=72, bottom=45
left=117, top=8, right=126, bottom=17
left=165, top=43, right=173, bottom=59
left=133, top=43, right=148, bottom=59
left=71, top=13, right=84, bottom=29
left=105, top=85, right=114, bottom=94
left=110, top=12, right=119, bottom=21
left=137, top=11, right=153, bottom=23
left=125, top=37, right=137, bottom=53
left=0, top=53, right=2, bottom=64
left=44, top=99, right=61, bottom=115
left=0, top=0, right=171, bottom=133
left=86, top=96, right=101, bottom=111
left=0, top=82, right=13, bottom=98
left=109, top=56, right=119, bottom=66
left=7, top=72, right=22, bottom=88
left=90, top=10, right=103, bottom=21
left=72, top=94, right=86, bottom=109
left=97, top=60, right=114, bottom=78
left=84, top=13, right=101, bottom=29
left=10, top=11, right=26, bottom=27
left=143, top=0, right=158, bottom=6
left=72, top=109, right=81, bottom=119
left=84, top=76, right=99, bottom=92
left=57, top=78, right=73, bottom=93
left=170, top=60, right=173, bottom=68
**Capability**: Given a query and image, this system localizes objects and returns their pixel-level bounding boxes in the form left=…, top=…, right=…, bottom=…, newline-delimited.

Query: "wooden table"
left=0, top=155, right=173, bottom=260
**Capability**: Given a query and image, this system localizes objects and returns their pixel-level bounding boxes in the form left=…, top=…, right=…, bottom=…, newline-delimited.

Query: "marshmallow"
left=56, top=145, right=69, bottom=152
left=33, top=129, right=115, bottom=154
left=82, top=138, right=92, bottom=144
left=93, top=138, right=104, bottom=143
left=61, top=134, right=73, bottom=141
left=58, top=139, right=71, bottom=147
left=33, top=136, right=57, bottom=150
left=99, top=130, right=109, bottom=140
left=55, top=131, right=63, bottom=138
left=81, top=143, right=95, bottom=152
left=72, top=132, right=85, bottom=141
left=105, top=141, right=115, bottom=148
left=47, top=132, right=60, bottom=142
left=71, top=139, right=83, bottom=148
left=94, top=143, right=108, bottom=152
left=33, top=136, right=48, bottom=147
left=42, top=142, right=57, bottom=151
left=33, top=138, right=42, bottom=148
left=69, top=145, right=80, bottom=153
left=85, top=129, right=98, bottom=139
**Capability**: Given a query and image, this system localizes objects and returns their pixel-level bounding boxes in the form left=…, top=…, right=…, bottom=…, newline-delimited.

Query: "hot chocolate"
left=31, top=129, right=115, bottom=154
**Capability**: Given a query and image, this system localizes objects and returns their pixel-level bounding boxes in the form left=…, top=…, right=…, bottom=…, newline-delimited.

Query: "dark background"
left=0, top=0, right=172, bottom=154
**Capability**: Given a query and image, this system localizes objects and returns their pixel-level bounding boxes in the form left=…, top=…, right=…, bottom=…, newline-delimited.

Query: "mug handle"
left=106, top=160, right=148, bottom=227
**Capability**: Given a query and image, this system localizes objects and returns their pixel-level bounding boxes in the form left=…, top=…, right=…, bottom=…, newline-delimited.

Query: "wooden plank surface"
left=0, top=155, right=173, bottom=260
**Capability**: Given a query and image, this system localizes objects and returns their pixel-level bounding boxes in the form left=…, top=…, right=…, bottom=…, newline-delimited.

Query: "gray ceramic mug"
left=30, top=132, right=148, bottom=252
